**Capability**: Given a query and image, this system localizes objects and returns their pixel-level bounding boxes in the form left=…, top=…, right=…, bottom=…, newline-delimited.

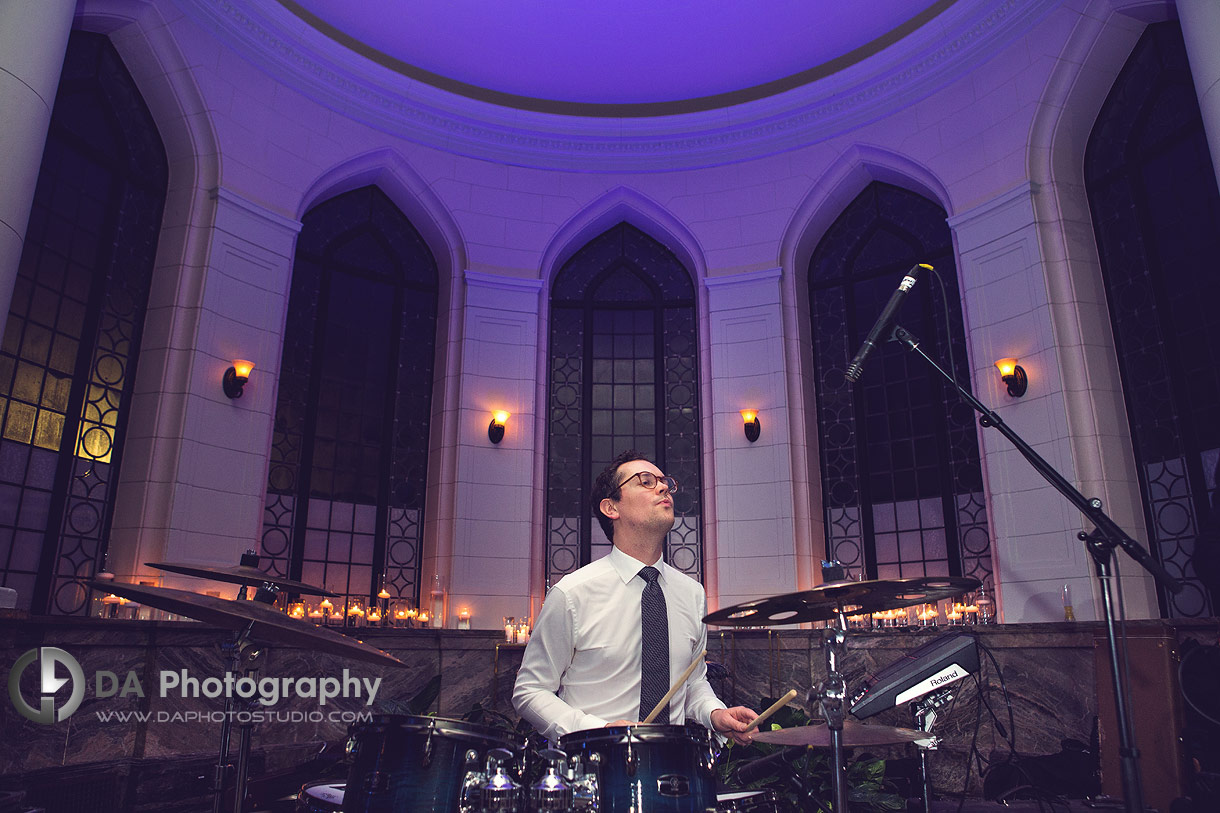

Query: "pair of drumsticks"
left=640, top=649, right=799, bottom=732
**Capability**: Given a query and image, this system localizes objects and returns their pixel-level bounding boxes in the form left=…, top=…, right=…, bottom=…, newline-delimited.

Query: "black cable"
left=927, top=265, right=966, bottom=393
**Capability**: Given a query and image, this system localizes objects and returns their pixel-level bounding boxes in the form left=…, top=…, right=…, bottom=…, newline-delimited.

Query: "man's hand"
left=711, top=706, right=758, bottom=745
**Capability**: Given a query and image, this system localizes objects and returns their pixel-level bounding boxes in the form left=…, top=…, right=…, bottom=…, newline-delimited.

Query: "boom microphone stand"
left=888, top=324, right=1182, bottom=813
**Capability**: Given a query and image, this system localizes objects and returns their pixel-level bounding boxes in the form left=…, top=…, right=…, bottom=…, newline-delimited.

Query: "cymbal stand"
left=812, top=608, right=850, bottom=812
left=212, top=581, right=276, bottom=813
left=911, top=688, right=951, bottom=813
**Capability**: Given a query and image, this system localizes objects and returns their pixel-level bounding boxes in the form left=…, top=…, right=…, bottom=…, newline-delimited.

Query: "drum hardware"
left=530, top=749, right=573, bottom=812
left=565, top=751, right=600, bottom=811
left=479, top=747, right=522, bottom=811
left=86, top=576, right=405, bottom=813
left=705, top=576, right=980, bottom=811
left=911, top=688, right=951, bottom=813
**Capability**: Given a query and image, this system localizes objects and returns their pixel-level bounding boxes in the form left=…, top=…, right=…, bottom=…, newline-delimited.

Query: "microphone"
left=732, top=747, right=799, bottom=785
left=844, top=263, right=930, bottom=383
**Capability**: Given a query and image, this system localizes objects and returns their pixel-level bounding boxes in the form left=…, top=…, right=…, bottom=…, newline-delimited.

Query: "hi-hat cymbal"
left=146, top=561, right=336, bottom=596
left=703, top=576, right=981, bottom=626
left=752, top=719, right=928, bottom=747
left=89, top=581, right=404, bottom=669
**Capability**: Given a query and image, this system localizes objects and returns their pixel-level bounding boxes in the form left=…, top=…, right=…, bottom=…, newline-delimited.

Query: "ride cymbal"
left=703, top=576, right=981, bottom=626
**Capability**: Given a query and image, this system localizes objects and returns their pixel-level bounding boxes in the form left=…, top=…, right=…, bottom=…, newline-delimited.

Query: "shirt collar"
left=608, top=544, right=666, bottom=585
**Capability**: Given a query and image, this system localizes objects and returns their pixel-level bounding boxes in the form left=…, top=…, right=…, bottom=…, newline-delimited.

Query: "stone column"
left=0, top=0, right=76, bottom=340
left=704, top=268, right=803, bottom=610
left=1178, top=0, right=1220, bottom=192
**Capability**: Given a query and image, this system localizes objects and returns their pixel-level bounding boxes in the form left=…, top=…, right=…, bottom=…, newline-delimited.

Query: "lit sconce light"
left=994, top=358, right=1028, bottom=398
left=488, top=410, right=510, bottom=444
left=223, top=359, right=255, bottom=399
left=740, top=409, right=761, bottom=443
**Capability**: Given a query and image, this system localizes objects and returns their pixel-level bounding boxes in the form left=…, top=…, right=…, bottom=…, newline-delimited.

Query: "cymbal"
left=752, top=719, right=928, bottom=747
left=703, top=576, right=981, bottom=626
left=146, top=561, right=336, bottom=596
left=89, top=581, right=404, bottom=669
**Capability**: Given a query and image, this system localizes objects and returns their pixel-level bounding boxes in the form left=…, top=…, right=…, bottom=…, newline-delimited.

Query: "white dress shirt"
left=513, top=545, right=727, bottom=741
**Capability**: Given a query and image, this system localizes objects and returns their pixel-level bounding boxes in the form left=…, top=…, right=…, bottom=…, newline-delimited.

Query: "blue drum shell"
left=560, top=723, right=717, bottom=813
left=344, top=714, right=523, bottom=813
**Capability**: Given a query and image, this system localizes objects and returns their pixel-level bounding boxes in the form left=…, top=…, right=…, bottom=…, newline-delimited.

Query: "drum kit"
left=91, top=557, right=978, bottom=813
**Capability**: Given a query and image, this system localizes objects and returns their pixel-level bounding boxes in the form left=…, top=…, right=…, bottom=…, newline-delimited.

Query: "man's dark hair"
left=591, top=449, right=652, bottom=543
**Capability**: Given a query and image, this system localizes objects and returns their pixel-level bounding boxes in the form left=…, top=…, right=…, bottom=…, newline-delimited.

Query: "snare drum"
left=344, top=715, right=525, bottom=813
left=715, top=789, right=782, bottom=811
left=296, top=780, right=345, bottom=812
left=559, top=723, right=717, bottom=813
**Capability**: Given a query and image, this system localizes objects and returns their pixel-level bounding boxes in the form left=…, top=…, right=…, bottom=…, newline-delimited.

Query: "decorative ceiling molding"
left=177, top=0, right=1060, bottom=172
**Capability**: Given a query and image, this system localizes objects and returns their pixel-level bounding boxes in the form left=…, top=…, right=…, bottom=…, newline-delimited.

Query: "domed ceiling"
left=186, top=0, right=1058, bottom=169
left=279, top=0, right=952, bottom=115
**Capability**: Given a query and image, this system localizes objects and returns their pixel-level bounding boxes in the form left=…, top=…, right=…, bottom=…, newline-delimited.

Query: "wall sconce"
left=994, top=358, right=1028, bottom=397
left=223, top=359, right=254, bottom=399
left=488, top=410, right=510, bottom=444
left=740, top=409, right=761, bottom=442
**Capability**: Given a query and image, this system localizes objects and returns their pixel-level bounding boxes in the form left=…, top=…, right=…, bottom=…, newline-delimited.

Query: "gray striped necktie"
left=638, top=565, right=670, bottom=724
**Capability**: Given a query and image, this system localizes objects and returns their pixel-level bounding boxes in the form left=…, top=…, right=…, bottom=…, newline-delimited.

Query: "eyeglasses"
left=619, top=471, right=679, bottom=494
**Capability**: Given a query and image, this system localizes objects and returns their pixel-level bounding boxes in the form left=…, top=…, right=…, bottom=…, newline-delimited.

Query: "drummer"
left=514, top=450, right=758, bottom=745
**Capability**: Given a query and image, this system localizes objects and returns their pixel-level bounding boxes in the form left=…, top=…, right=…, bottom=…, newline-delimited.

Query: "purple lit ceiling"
left=280, top=0, right=950, bottom=112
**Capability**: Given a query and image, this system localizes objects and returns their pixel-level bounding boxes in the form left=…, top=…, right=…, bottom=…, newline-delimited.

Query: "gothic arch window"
left=809, top=182, right=992, bottom=584
left=1085, top=22, right=1220, bottom=618
left=0, top=31, right=167, bottom=613
left=546, top=223, right=703, bottom=583
left=260, top=186, right=438, bottom=608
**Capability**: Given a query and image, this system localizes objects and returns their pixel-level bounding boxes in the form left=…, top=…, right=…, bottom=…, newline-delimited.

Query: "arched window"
left=261, top=186, right=438, bottom=608
left=809, top=182, right=991, bottom=584
left=1085, top=22, right=1220, bottom=618
left=546, top=223, right=703, bottom=583
left=0, top=31, right=167, bottom=613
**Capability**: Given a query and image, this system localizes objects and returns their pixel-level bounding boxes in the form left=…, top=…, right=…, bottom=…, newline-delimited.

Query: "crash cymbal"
left=146, top=561, right=336, bottom=596
left=752, top=718, right=928, bottom=747
left=89, top=581, right=404, bottom=669
left=703, top=576, right=981, bottom=626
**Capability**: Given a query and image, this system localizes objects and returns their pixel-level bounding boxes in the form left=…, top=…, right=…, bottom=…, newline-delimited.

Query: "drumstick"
left=642, top=649, right=707, bottom=724
left=742, top=689, right=799, bottom=733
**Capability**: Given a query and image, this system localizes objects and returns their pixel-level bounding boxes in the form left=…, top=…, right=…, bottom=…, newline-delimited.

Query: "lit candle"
left=504, top=617, right=516, bottom=643
left=367, top=608, right=381, bottom=625
left=417, top=611, right=429, bottom=626
left=457, top=607, right=471, bottom=630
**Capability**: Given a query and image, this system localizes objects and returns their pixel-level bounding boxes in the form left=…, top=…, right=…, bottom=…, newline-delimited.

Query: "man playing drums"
left=514, top=450, right=757, bottom=744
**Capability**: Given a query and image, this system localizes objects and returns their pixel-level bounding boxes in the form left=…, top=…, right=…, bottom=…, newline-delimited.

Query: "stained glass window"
left=809, top=183, right=992, bottom=585
left=261, top=186, right=438, bottom=608
left=1085, top=22, right=1220, bottom=617
left=546, top=223, right=703, bottom=581
left=0, top=31, right=167, bottom=613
